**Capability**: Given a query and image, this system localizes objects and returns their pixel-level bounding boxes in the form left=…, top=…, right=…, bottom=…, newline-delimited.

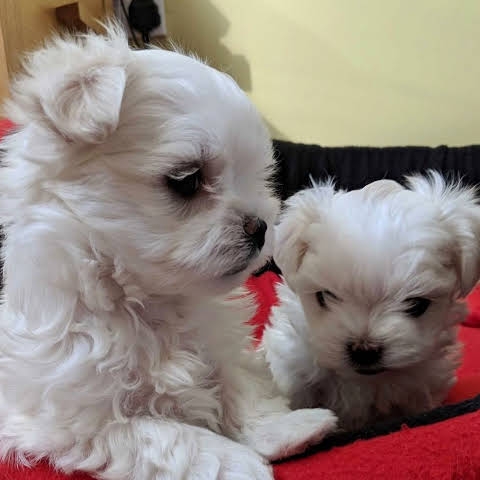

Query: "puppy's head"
left=275, top=173, right=480, bottom=377
left=2, top=26, right=278, bottom=296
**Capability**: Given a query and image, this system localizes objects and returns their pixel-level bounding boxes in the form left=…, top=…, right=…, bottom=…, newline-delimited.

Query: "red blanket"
left=0, top=273, right=479, bottom=480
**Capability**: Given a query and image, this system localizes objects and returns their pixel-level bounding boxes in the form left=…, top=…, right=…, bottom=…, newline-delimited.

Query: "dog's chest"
left=305, top=371, right=434, bottom=431
left=128, top=309, right=226, bottom=431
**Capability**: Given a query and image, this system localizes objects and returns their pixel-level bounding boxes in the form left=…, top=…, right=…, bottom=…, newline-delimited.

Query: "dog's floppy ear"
left=406, top=171, right=480, bottom=296
left=39, top=64, right=126, bottom=144
left=361, top=179, right=404, bottom=198
left=274, top=183, right=336, bottom=283
left=6, top=26, right=129, bottom=144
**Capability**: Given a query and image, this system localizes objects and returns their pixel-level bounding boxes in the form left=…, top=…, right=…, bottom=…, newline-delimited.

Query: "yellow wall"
left=166, top=0, right=480, bottom=146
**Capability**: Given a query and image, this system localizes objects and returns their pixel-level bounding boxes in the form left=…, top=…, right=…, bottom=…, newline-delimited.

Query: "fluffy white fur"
left=0, top=27, right=337, bottom=479
left=263, top=174, right=480, bottom=431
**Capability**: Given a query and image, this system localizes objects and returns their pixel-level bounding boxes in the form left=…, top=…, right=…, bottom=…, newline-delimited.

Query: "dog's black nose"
left=244, top=217, right=267, bottom=250
left=346, top=342, right=383, bottom=369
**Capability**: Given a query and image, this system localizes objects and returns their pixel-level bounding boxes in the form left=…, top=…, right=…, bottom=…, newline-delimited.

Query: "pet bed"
left=0, top=272, right=479, bottom=480
left=1, top=120, right=480, bottom=479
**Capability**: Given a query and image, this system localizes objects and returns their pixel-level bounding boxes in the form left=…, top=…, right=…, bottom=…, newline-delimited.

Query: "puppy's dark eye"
left=316, top=290, right=338, bottom=309
left=405, top=297, right=431, bottom=318
left=166, top=170, right=202, bottom=198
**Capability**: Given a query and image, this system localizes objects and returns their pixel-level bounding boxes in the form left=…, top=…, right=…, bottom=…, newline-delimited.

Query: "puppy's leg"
left=239, top=395, right=338, bottom=461
left=225, top=355, right=337, bottom=461
left=55, top=418, right=273, bottom=480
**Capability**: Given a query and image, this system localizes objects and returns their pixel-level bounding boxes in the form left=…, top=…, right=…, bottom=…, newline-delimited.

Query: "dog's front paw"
left=191, top=431, right=273, bottom=480
left=247, top=408, right=338, bottom=461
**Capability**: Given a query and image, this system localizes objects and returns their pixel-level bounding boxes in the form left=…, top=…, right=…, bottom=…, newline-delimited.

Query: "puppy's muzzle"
left=220, top=217, right=268, bottom=277
left=244, top=217, right=267, bottom=251
left=346, top=341, right=385, bottom=375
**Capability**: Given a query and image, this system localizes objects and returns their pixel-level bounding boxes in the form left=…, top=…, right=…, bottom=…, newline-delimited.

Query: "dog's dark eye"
left=405, top=297, right=431, bottom=318
left=166, top=170, right=202, bottom=198
left=316, top=290, right=338, bottom=309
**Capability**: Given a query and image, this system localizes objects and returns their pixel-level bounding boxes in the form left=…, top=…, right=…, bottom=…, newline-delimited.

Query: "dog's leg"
left=54, top=418, right=273, bottom=480
left=224, top=354, right=338, bottom=461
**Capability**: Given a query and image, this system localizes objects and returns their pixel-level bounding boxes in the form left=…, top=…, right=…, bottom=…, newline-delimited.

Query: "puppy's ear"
left=6, top=27, right=129, bottom=144
left=40, top=65, right=126, bottom=144
left=274, top=183, right=336, bottom=283
left=361, top=179, right=404, bottom=198
left=407, top=171, right=480, bottom=296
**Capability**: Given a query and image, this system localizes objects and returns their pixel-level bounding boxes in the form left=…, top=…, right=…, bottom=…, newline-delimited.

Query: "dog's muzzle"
left=346, top=341, right=386, bottom=375
left=244, top=216, right=267, bottom=250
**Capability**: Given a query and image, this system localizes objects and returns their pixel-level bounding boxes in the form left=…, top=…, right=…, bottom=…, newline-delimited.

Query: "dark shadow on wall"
left=161, top=0, right=251, bottom=91
left=161, top=0, right=287, bottom=140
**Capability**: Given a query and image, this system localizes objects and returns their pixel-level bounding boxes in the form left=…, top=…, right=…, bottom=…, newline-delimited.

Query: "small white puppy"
left=0, top=27, right=336, bottom=480
left=263, top=174, right=480, bottom=431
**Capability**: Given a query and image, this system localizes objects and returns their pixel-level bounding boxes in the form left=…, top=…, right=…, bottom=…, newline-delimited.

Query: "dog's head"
left=274, top=173, right=480, bottom=377
left=1, top=26, right=278, bottom=297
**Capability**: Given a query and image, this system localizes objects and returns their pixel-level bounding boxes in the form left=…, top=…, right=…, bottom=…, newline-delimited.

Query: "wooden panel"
left=0, top=20, right=8, bottom=103
left=0, top=0, right=59, bottom=76
left=79, top=0, right=114, bottom=30
left=0, top=0, right=113, bottom=107
left=55, top=0, right=114, bottom=32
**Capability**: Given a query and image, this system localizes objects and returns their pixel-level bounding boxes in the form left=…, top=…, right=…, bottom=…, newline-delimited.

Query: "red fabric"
left=246, top=272, right=281, bottom=345
left=0, top=463, right=92, bottom=480
left=1, top=117, right=480, bottom=478
left=0, top=118, right=14, bottom=138
left=274, top=410, right=480, bottom=480
left=464, top=286, right=480, bottom=327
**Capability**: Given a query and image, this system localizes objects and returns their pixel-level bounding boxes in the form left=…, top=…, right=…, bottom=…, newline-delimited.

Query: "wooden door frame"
left=0, top=21, right=9, bottom=110
left=0, top=0, right=113, bottom=109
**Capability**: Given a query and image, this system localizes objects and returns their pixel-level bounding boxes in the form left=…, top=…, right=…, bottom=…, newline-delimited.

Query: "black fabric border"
left=277, top=393, right=480, bottom=463
left=271, top=140, right=480, bottom=201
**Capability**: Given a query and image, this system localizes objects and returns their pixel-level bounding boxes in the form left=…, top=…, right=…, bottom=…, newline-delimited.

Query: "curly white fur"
left=263, top=174, right=480, bottom=431
left=0, top=27, right=337, bottom=480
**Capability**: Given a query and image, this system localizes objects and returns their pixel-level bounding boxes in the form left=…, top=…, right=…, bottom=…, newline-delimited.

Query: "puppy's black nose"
left=244, top=217, right=267, bottom=250
left=346, top=342, right=383, bottom=368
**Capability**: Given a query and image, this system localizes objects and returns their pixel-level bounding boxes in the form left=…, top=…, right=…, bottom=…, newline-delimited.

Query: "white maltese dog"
left=0, top=27, right=337, bottom=480
left=263, top=174, right=480, bottom=431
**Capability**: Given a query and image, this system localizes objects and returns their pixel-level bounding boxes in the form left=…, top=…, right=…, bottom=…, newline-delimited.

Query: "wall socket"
left=114, top=0, right=167, bottom=38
